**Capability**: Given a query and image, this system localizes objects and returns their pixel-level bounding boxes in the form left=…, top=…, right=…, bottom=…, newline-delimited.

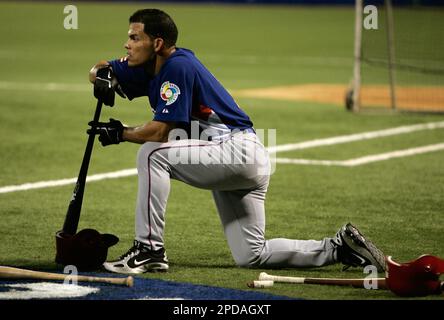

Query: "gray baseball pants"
left=134, top=130, right=337, bottom=267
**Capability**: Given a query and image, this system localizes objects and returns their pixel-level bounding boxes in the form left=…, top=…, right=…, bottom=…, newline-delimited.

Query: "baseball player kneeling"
left=88, top=9, right=387, bottom=274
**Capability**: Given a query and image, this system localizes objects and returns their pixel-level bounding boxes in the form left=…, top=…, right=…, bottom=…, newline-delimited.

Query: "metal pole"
left=352, top=0, right=363, bottom=112
left=385, top=0, right=397, bottom=110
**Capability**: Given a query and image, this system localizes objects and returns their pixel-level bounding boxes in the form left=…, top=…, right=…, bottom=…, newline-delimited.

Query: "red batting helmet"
left=386, top=254, right=444, bottom=297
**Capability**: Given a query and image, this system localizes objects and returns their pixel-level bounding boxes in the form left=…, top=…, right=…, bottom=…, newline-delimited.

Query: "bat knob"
left=259, top=272, right=269, bottom=280
left=247, top=280, right=274, bottom=288
left=126, top=276, right=134, bottom=287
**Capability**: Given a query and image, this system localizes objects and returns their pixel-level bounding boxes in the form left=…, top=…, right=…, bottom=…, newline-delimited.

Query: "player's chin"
left=127, top=59, right=138, bottom=67
left=127, top=57, right=143, bottom=67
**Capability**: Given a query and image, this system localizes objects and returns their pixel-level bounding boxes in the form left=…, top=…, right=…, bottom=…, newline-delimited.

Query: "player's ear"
left=153, top=38, right=164, bottom=53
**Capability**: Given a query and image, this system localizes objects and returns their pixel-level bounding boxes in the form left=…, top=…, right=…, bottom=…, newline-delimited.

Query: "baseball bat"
left=0, top=266, right=133, bottom=287
left=259, top=272, right=387, bottom=289
left=61, top=100, right=103, bottom=235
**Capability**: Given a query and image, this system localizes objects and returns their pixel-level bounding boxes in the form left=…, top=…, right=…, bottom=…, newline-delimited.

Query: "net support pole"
left=352, top=0, right=363, bottom=112
left=385, top=0, right=397, bottom=110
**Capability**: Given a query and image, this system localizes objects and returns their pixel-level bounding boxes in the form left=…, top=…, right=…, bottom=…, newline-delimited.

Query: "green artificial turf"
left=0, top=2, right=443, bottom=300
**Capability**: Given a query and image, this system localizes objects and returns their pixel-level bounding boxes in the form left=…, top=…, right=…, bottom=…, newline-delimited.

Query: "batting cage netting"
left=348, top=0, right=444, bottom=113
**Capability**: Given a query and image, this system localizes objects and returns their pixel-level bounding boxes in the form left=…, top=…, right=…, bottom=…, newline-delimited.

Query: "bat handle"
left=92, top=99, right=104, bottom=122
left=62, top=100, right=103, bottom=235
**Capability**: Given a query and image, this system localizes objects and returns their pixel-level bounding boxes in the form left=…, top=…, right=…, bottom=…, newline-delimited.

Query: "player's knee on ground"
left=232, top=242, right=265, bottom=268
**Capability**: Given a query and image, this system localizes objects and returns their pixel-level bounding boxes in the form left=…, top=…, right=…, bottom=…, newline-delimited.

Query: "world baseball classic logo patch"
left=160, top=81, right=181, bottom=106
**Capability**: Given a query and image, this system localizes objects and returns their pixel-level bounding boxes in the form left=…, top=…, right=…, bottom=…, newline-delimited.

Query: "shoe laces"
left=118, top=240, right=142, bottom=260
left=331, top=230, right=343, bottom=247
left=332, top=228, right=363, bottom=270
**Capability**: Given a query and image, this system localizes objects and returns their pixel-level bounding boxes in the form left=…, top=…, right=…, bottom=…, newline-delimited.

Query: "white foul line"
left=274, top=143, right=444, bottom=167
left=267, top=121, right=444, bottom=153
left=0, top=169, right=137, bottom=194
left=1, top=122, right=443, bottom=194
left=0, top=81, right=89, bottom=92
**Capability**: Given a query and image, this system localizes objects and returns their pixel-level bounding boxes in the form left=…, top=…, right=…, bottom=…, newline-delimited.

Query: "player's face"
left=125, top=23, right=155, bottom=67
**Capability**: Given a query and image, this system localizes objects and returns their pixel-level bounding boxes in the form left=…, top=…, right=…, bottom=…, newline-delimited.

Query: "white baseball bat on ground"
left=259, top=272, right=386, bottom=289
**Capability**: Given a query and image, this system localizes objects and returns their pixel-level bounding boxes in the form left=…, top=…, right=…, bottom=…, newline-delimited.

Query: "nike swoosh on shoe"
left=132, top=258, right=153, bottom=267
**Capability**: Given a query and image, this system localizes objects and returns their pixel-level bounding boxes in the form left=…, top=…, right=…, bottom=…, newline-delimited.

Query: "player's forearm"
left=89, top=60, right=110, bottom=83
left=122, top=121, right=175, bottom=144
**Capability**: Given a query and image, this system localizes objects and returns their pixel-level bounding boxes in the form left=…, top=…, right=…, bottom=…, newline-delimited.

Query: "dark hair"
left=129, top=9, right=178, bottom=48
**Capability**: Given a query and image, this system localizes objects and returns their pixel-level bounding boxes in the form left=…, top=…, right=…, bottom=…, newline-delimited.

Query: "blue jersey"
left=109, top=48, right=253, bottom=140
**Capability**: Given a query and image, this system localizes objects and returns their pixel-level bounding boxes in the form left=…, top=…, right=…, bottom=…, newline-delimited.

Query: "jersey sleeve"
left=153, top=59, right=194, bottom=123
left=108, top=59, right=150, bottom=100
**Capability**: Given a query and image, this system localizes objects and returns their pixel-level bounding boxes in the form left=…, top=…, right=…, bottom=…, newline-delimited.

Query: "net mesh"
left=360, top=1, right=444, bottom=112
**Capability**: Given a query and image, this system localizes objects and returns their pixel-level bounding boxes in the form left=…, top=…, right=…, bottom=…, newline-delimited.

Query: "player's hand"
left=87, top=118, right=125, bottom=146
left=93, top=66, right=126, bottom=107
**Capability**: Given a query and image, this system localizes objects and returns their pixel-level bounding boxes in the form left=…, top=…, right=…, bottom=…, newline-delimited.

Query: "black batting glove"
left=87, top=118, right=125, bottom=146
left=94, top=66, right=126, bottom=107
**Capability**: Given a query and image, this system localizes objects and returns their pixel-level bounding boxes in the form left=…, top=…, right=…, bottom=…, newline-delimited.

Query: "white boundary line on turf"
left=0, top=81, right=90, bottom=92
left=274, top=143, right=444, bottom=167
left=0, top=169, right=137, bottom=194
left=1, top=121, right=444, bottom=194
left=267, top=121, right=444, bottom=153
